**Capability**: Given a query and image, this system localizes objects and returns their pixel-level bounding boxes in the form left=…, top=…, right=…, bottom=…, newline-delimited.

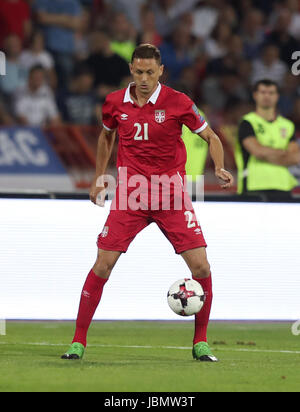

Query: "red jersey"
left=102, top=83, right=207, bottom=178
left=0, top=0, right=30, bottom=47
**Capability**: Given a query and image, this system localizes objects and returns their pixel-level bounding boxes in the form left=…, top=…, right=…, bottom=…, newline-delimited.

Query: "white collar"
left=123, top=82, right=162, bottom=105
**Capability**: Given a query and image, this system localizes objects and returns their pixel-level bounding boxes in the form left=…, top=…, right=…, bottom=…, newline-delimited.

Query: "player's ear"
left=129, top=63, right=133, bottom=75
left=159, top=64, right=164, bottom=77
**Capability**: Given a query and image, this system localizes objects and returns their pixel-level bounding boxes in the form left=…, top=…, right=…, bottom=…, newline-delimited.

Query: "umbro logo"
left=120, top=114, right=128, bottom=120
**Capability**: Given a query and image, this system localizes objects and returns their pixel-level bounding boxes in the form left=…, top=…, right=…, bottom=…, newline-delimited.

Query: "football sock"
left=192, top=274, right=213, bottom=345
left=72, top=269, right=108, bottom=347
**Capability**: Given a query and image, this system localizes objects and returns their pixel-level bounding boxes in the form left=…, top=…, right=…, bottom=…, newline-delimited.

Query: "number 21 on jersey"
left=134, top=123, right=149, bottom=140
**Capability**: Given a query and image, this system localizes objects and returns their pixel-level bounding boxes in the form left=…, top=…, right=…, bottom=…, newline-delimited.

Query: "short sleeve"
left=102, top=95, right=118, bottom=131
left=238, top=120, right=256, bottom=143
left=179, top=94, right=208, bottom=133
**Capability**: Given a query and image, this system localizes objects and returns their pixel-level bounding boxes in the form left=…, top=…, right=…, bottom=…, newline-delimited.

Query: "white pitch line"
left=0, top=341, right=300, bottom=355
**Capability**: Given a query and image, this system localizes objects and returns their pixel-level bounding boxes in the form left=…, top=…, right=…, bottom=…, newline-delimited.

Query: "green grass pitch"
left=0, top=321, right=299, bottom=392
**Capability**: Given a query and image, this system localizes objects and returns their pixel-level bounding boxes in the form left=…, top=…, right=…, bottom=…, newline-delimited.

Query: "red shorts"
left=97, top=190, right=207, bottom=255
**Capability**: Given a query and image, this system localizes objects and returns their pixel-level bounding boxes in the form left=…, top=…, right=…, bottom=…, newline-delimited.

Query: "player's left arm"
left=198, top=126, right=234, bottom=189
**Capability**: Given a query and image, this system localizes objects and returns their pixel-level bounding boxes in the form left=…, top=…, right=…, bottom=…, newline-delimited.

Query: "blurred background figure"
left=0, top=0, right=32, bottom=49
left=84, top=31, right=130, bottom=98
left=251, top=44, right=288, bottom=86
left=19, top=30, right=57, bottom=89
left=33, top=0, right=83, bottom=89
left=0, top=35, right=28, bottom=97
left=57, top=66, right=98, bottom=125
left=109, top=12, right=137, bottom=63
left=236, top=80, right=300, bottom=201
left=159, top=24, right=194, bottom=82
left=137, top=5, right=163, bottom=47
left=14, top=64, right=61, bottom=127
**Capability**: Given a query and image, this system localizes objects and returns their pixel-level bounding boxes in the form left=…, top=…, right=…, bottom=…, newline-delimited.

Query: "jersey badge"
left=280, top=128, right=288, bottom=138
left=155, top=110, right=166, bottom=123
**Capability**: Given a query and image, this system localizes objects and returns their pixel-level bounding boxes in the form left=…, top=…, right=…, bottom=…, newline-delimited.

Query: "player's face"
left=253, top=85, right=279, bottom=110
left=130, top=58, right=164, bottom=96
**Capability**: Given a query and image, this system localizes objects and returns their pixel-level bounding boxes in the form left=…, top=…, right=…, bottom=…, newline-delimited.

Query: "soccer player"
left=62, top=44, right=234, bottom=362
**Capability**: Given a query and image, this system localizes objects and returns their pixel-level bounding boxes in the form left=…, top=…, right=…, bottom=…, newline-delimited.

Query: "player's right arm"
left=90, top=93, right=118, bottom=205
left=90, top=127, right=116, bottom=205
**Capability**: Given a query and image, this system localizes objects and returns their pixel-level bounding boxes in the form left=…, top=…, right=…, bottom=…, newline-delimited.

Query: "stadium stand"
left=0, top=0, right=299, bottom=195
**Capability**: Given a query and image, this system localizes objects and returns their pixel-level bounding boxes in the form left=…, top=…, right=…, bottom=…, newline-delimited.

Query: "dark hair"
left=29, top=64, right=45, bottom=75
left=131, top=44, right=161, bottom=65
left=253, top=79, right=280, bottom=93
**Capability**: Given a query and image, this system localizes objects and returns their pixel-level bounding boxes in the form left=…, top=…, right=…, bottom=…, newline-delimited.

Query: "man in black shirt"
left=84, top=31, right=130, bottom=92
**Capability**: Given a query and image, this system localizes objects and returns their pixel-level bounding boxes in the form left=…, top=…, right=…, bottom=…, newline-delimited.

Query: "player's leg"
left=62, top=208, right=150, bottom=359
left=61, top=249, right=121, bottom=359
left=153, top=199, right=217, bottom=361
left=180, top=247, right=217, bottom=362
left=72, top=249, right=121, bottom=345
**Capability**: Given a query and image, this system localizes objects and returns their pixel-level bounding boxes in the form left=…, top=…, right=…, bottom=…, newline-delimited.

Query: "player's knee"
left=92, top=259, right=114, bottom=279
left=191, top=261, right=211, bottom=279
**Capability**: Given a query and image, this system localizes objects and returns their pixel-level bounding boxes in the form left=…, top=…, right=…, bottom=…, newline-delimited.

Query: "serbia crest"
left=155, top=110, right=166, bottom=123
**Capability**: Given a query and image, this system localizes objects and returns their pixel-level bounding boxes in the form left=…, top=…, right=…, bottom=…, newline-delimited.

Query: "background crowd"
left=0, top=0, right=300, bottom=137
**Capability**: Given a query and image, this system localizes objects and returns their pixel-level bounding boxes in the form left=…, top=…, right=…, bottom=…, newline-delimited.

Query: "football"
left=167, top=278, right=205, bottom=316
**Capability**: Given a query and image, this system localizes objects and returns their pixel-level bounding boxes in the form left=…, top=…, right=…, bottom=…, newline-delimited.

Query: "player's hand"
left=89, top=178, right=106, bottom=207
left=215, top=168, right=234, bottom=189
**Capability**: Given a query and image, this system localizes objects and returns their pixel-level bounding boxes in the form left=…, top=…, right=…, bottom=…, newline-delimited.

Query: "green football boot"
left=192, top=342, right=218, bottom=362
left=61, top=342, right=85, bottom=360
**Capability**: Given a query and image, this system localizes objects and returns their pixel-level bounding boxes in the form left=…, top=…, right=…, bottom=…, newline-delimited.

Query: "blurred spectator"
left=0, top=0, right=32, bottom=48
left=207, top=34, right=246, bottom=76
left=109, top=13, right=137, bottom=63
left=269, top=0, right=300, bottom=41
left=74, top=7, right=92, bottom=61
left=174, top=65, right=198, bottom=101
left=104, top=0, right=147, bottom=32
left=266, top=8, right=299, bottom=66
left=202, top=71, right=249, bottom=111
left=0, top=35, right=28, bottom=96
left=19, top=31, right=54, bottom=71
left=204, top=22, right=232, bottom=59
left=278, top=73, right=300, bottom=117
left=19, top=31, right=57, bottom=89
left=136, top=6, right=163, bottom=47
left=220, top=98, right=253, bottom=152
left=284, top=0, right=300, bottom=40
left=152, top=0, right=200, bottom=37
left=34, top=0, right=83, bottom=88
left=291, top=97, right=300, bottom=131
left=191, top=0, right=221, bottom=39
left=240, top=8, right=266, bottom=59
left=218, top=4, right=239, bottom=32
left=251, top=44, right=288, bottom=86
left=159, top=24, right=194, bottom=82
left=0, top=96, right=15, bottom=126
left=14, top=65, right=61, bottom=127
left=57, top=66, right=98, bottom=125
left=84, top=31, right=130, bottom=91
